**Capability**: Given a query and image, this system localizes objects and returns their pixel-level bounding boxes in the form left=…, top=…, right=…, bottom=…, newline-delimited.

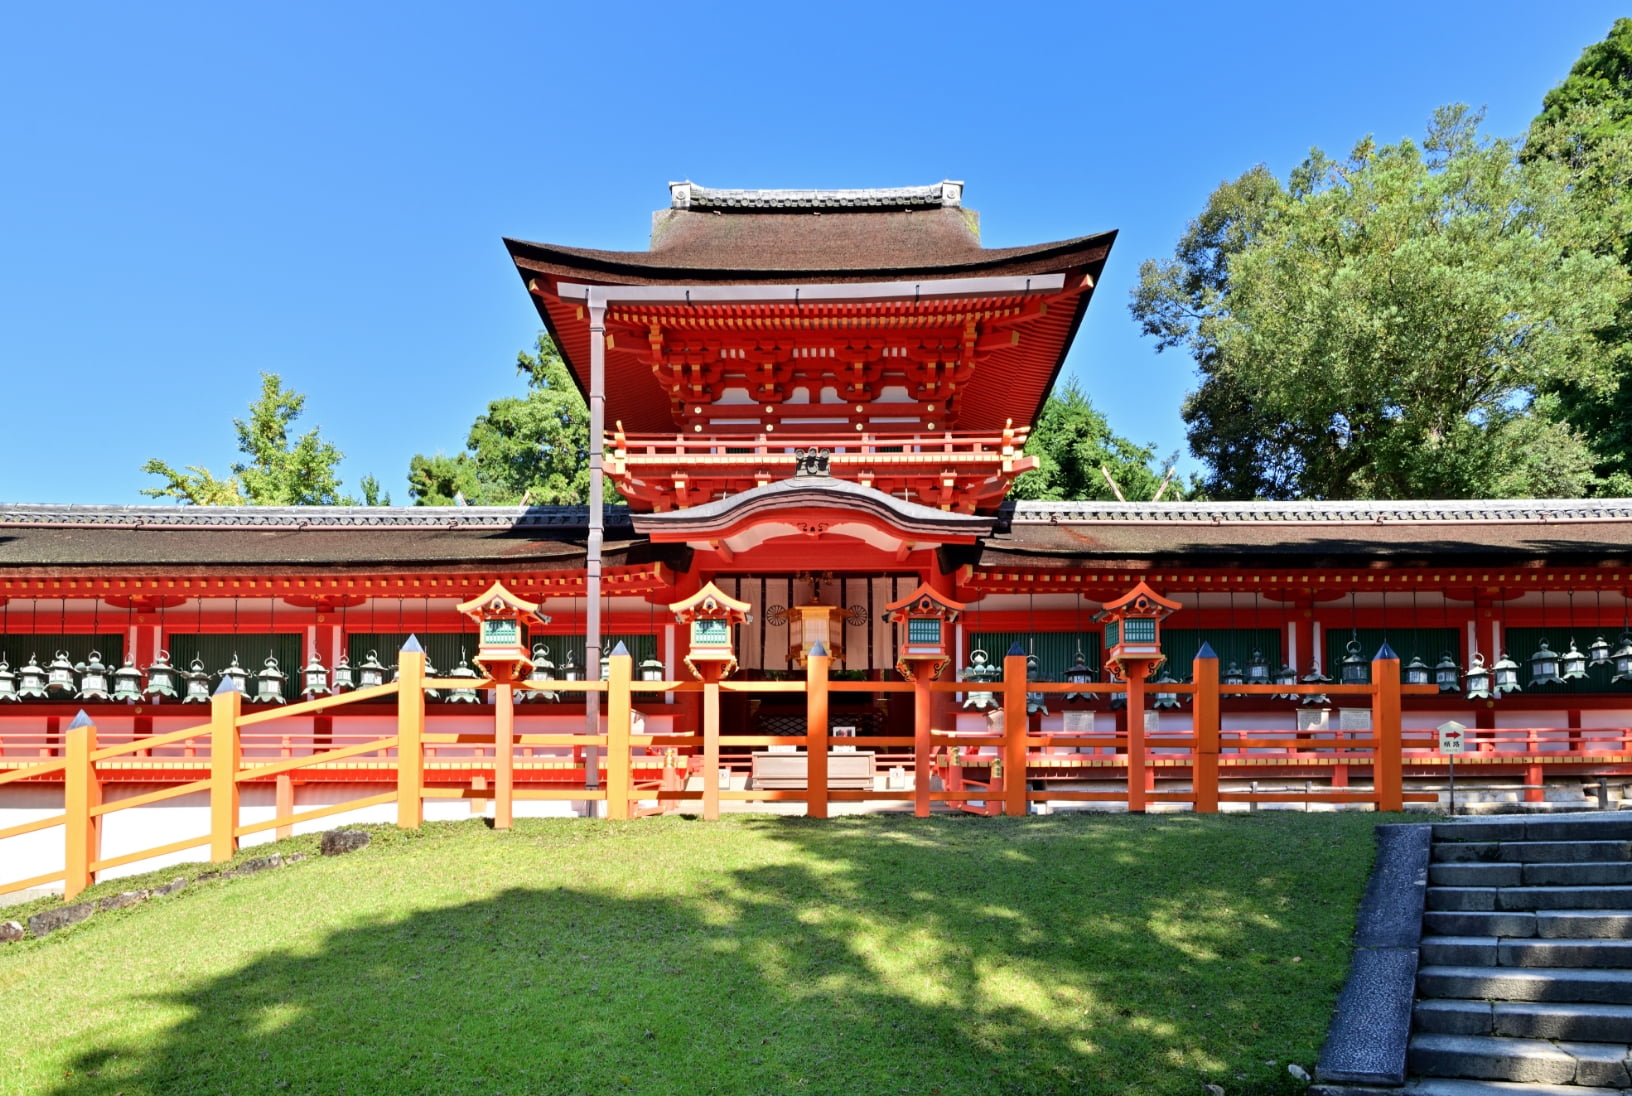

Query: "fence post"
left=397, top=641, right=425, bottom=829
left=1371, top=643, right=1403, bottom=813
left=605, top=643, right=633, bottom=821
left=913, top=672, right=933, bottom=818
left=62, top=711, right=99, bottom=900
left=1127, top=670, right=1148, bottom=813
left=1002, top=643, right=1028, bottom=817
left=702, top=678, right=721, bottom=821
left=1192, top=643, right=1220, bottom=813
left=210, top=680, right=242, bottom=863
left=806, top=642, right=831, bottom=819
left=494, top=680, right=516, bottom=829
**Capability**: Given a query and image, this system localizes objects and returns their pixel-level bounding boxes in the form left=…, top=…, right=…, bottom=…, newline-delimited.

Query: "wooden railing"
left=8, top=645, right=1626, bottom=900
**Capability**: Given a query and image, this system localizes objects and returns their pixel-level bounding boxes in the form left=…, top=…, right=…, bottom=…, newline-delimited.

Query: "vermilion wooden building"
left=4, top=182, right=1632, bottom=894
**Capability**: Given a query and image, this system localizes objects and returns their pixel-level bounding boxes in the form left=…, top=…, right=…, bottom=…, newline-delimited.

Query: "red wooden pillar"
left=913, top=673, right=933, bottom=818
left=807, top=643, right=831, bottom=819
left=1372, top=646, right=1403, bottom=813
left=1126, top=672, right=1148, bottom=813
left=1192, top=645, right=1220, bottom=813
left=1002, top=646, right=1028, bottom=817
left=62, top=711, right=100, bottom=900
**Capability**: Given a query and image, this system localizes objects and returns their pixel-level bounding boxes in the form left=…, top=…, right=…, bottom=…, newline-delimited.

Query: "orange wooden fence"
left=0, top=645, right=1468, bottom=901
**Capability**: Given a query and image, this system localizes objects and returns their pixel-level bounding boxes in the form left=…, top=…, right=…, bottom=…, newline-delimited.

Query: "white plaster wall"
left=0, top=785, right=65, bottom=892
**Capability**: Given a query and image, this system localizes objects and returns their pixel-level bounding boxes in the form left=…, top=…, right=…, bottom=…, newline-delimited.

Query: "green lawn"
left=0, top=812, right=1394, bottom=1096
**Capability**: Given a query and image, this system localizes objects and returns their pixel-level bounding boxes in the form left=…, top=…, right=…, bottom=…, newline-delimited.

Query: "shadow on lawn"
left=47, top=814, right=1367, bottom=1096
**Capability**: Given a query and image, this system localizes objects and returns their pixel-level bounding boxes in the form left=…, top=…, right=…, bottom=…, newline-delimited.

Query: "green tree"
left=142, top=373, right=386, bottom=505
left=408, top=334, right=602, bottom=506
left=1524, top=19, right=1632, bottom=491
left=1132, top=106, right=1629, bottom=500
left=1011, top=379, right=1186, bottom=501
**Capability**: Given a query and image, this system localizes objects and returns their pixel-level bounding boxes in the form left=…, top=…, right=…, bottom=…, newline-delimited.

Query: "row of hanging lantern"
left=0, top=637, right=668, bottom=705
left=954, top=628, right=1632, bottom=711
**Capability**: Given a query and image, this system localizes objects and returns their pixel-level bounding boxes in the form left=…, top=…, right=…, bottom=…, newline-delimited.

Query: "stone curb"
left=4, top=841, right=337, bottom=943
left=1315, top=822, right=1433, bottom=1086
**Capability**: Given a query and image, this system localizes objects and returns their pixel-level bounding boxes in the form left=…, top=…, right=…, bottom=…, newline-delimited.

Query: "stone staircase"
left=1406, top=814, right=1632, bottom=1093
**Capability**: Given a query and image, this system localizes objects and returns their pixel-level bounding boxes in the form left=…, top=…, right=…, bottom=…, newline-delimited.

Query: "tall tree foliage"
left=408, top=335, right=601, bottom=506
left=1011, top=379, right=1185, bottom=501
left=142, top=373, right=385, bottom=505
left=1132, top=107, right=1629, bottom=500
left=1525, top=18, right=1632, bottom=491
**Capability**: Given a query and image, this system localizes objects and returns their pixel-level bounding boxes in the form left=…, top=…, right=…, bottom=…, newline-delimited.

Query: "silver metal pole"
left=584, top=301, right=605, bottom=800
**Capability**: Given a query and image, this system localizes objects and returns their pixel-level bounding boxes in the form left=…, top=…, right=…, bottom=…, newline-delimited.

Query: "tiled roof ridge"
left=669, top=180, right=964, bottom=211
left=1011, top=499, right=1632, bottom=524
left=0, top=504, right=634, bottom=529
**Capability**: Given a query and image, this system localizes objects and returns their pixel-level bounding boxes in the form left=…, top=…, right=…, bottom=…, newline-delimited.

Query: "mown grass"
left=0, top=811, right=1397, bottom=1096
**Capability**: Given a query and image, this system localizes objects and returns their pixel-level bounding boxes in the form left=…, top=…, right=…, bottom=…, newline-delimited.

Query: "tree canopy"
left=1010, top=379, right=1186, bottom=502
left=1523, top=18, right=1632, bottom=491
left=407, top=335, right=601, bottom=506
left=142, top=373, right=385, bottom=505
left=1131, top=106, right=1630, bottom=501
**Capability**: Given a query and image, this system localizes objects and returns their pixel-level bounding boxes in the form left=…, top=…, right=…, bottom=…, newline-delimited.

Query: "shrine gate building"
left=4, top=181, right=1632, bottom=897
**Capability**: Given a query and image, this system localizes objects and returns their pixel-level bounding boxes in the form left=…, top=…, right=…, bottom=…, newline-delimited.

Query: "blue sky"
left=1, top=2, right=1625, bottom=505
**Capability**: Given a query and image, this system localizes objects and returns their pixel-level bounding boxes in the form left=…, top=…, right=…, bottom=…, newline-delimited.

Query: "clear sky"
left=1, top=2, right=1625, bottom=505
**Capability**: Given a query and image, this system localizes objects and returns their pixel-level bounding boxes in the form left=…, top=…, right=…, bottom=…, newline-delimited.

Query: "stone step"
left=1394, top=1078, right=1632, bottom=1096
left=1408, top=1032, right=1631, bottom=1087
left=1433, top=840, right=1632, bottom=864
left=1418, top=964, right=1632, bottom=1004
left=1430, top=862, right=1632, bottom=887
left=1428, top=885, right=1632, bottom=911
left=1415, top=999, right=1632, bottom=1042
left=1424, top=909, right=1632, bottom=938
left=1432, top=815, right=1632, bottom=845
left=1422, top=936, right=1632, bottom=969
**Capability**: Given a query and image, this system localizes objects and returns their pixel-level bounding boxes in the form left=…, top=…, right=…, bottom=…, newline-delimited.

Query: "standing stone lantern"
left=883, top=583, right=964, bottom=680
left=456, top=581, right=551, bottom=684
left=669, top=582, right=750, bottom=681
left=1095, top=581, right=1181, bottom=814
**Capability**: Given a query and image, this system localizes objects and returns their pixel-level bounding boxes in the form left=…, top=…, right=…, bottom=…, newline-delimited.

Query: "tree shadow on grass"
left=43, top=813, right=1373, bottom=1096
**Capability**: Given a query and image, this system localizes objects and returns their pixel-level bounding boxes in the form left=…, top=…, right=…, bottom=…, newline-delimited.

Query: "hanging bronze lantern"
left=560, top=648, right=581, bottom=683
left=640, top=652, right=665, bottom=683
left=1612, top=633, right=1632, bottom=684
left=1560, top=638, right=1588, bottom=682
left=1025, top=653, right=1048, bottom=716
left=1589, top=634, right=1613, bottom=668
left=1403, top=655, right=1432, bottom=687
left=1339, top=638, right=1369, bottom=686
left=1465, top=652, right=1493, bottom=700
left=1152, top=668, right=1182, bottom=709
left=1434, top=652, right=1461, bottom=693
left=76, top=650, right=112, bottom=701
left=301, top=653, right=331, bottom=699
left=959, top=648, right=999, bottom=710
left=1221, top=659, right=1245, bottom=687
left=1492, top=651, right=1522, bottom=695
left=16, top=654, right=47, bottom=700
left=421, top=653, right=440, bottom=701
left=111, top=654, right=144, bottom=703
left=1062, top=649, right=1095, bottom=702
left=332, top=653, right=356, bottom=693
left=252, top=655, right=287, bottom=705
left=0, top=658, right=18, bottom=703
left=445, top=649, right=482, bottom=703
left=356, top=650, right=388, bottom=690
left=1245, top=649, right=1270, bottom=686
left=1528, top=639, right=1563, bottom=687
left=217, top=654, right=249, bottom=695
left=144, top=650, right=179, bottom=700
left=181, top=657, right=213, bottom=703
left=518, top=643, right=558, bottom=703
left=1299, top=663, right=1332, bottom=707
left=1273, top=661, right=1298, bottom=700
left=46, top=650, right=77, bottom=698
